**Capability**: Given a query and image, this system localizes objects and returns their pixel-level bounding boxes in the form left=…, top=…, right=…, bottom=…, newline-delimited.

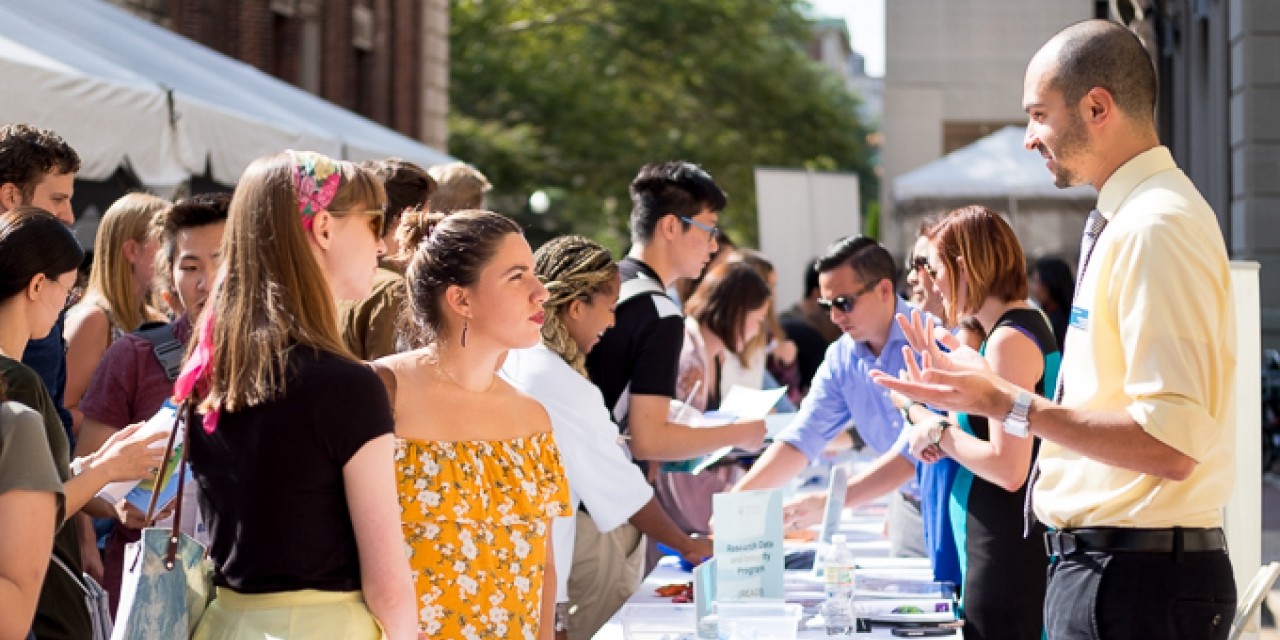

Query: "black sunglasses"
left=907, top=255, right=938, bottom=279
left=817, top=280, right=880, bottom=314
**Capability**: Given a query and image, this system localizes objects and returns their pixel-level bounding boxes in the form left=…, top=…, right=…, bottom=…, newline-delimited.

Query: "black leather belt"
left=1044, top=527, right=1227, bottom=558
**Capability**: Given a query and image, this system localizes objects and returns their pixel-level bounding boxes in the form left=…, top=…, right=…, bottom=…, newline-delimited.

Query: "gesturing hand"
left=873, top=309, right=1015, bottom=419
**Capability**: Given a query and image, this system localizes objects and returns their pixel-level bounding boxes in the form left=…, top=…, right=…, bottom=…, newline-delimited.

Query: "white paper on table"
left=717, top=385, right=787, bottom=420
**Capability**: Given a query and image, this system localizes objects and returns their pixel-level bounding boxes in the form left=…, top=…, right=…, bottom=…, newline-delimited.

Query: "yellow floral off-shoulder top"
left=395, top=432, right=570, bottom=639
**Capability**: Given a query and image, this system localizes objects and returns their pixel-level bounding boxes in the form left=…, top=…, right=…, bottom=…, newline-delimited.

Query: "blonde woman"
left=179, top=151, right=416, bottom=639
left=65, top=193, right=169, bottom=432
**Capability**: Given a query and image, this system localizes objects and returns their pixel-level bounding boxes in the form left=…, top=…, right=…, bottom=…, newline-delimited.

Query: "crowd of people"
left=0, top=18, right=1240, bottom=640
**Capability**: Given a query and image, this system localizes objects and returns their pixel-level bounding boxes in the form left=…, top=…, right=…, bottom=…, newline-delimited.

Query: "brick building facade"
left=110, top=0, right=448, bottom=151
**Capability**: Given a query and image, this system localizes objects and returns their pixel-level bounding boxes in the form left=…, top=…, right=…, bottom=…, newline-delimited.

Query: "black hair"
left=1031, top=255, right=1074, bottom=311
left=628, top=161, right=727, bottom=244
left=168, top=193, right=231, bottom=232
left=815, top=235, right=897, bottom=289
left=1050, top=19, right=1157, bottom=122
left=0, top=207, right=85, bottom=300
left=803, top=258, right=821, bottom=298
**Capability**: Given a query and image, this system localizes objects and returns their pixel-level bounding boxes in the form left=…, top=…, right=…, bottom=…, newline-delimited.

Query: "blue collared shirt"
left=776, top=299, right=921, bottom=495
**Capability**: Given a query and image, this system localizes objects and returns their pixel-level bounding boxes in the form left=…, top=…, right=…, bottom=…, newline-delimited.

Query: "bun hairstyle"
left=533, top=235, right=617, bottom=377
left=0, top=206, right=84, bottom=301
left=397, top=208, right=523, bottom=348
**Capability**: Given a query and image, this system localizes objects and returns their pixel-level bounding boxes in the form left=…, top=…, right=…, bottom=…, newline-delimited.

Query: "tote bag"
left=110, top=400, right=214, bottom=640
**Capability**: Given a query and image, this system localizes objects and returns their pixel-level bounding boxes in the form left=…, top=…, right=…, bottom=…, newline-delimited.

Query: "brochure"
left=96, top=400, right=182, bottom=509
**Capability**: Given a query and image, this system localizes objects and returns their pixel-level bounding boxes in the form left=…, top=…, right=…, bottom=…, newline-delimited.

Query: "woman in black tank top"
left=903, top=206, right=1058, bottom=640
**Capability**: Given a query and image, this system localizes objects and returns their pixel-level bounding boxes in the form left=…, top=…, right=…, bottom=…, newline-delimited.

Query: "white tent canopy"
left=0, top=0, right=453, bottom=187
left=893, top=126, right=1095, bottom=202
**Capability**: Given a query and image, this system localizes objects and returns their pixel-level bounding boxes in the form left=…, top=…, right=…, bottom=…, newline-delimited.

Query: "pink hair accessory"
left=286, top=150, right=341, bottom=230
left=174, top=271, right=224, bottom=433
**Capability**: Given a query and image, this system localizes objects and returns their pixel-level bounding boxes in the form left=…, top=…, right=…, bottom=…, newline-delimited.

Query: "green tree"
left=450, top=0, right=875, bottom=252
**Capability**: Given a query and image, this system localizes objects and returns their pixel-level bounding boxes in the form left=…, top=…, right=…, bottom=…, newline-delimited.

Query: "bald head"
left=1033, top=19, right=1157, bottom=124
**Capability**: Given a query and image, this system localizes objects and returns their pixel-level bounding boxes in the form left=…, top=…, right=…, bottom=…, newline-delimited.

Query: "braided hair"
left=533, top=236, right=617, bottom=377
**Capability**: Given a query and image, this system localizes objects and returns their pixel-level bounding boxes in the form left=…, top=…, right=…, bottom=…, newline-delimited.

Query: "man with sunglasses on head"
left=733, top=235, right=937, bottom=565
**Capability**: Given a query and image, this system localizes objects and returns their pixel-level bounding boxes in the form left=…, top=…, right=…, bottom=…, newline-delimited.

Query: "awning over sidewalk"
left=0, top=0, right=453, bottom=187
left=893, top=126, right=1095, bottom=202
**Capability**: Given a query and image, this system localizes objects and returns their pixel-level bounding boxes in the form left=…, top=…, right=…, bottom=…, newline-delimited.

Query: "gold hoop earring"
left=461, top=319, right=469, bottom=348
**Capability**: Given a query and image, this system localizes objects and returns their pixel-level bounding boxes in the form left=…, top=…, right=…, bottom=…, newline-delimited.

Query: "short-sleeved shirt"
left=339, top=267, right=407, bottom=361
left=500, top=344, right=654, bottom=602
left=80, top=317, right=192, bottom=428
left=1034, top=146, right=1236, bottom=530
left=0, top=355, right=91, bottom=640
left=774, top=299, right=922, bottom=497
left=0, top=401, right=65, bottom=523
left=585, top=257, right=685, bottom=430
left=188, top=345, right=394, bottom=594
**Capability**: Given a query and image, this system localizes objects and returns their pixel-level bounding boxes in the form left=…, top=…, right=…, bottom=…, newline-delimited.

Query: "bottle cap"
left=831, top=534, right=847, bottom=544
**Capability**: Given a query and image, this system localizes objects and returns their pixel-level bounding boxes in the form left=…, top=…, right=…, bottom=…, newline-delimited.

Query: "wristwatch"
left=1003, top=390, right=1035, bottom=438
left=927, top=418, right=952, bottom=447
left=899, top=401, right=921, bottom=426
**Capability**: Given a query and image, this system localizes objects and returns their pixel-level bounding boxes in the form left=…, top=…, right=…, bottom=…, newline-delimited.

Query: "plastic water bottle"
left=822, top=534, right=857, bottom=635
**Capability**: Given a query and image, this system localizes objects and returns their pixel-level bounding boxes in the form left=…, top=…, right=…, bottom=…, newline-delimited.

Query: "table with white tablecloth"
left=592, top=452, right=962, bottom=639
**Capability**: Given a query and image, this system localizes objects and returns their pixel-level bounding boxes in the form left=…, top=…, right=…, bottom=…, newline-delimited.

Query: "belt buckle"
left=1045, top=531, right=1079, bottom=558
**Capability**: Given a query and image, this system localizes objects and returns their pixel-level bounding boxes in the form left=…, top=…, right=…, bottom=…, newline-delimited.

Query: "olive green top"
left=0, top=355, right=91, bottom=640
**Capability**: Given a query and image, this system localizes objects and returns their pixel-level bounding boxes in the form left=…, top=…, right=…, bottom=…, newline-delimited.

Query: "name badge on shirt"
left=1069, top=305, right=1090, bottom=332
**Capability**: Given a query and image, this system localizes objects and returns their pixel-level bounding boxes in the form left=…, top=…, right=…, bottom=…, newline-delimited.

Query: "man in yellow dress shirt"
left=875, top=19, right=1236, bottom=639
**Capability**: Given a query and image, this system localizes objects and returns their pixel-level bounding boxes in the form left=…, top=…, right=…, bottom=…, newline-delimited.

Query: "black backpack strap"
left=135, top=321, right=184, bottom=382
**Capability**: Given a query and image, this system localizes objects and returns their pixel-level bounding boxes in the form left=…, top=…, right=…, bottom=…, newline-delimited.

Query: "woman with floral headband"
left=181, top=151, right=416, bottom=639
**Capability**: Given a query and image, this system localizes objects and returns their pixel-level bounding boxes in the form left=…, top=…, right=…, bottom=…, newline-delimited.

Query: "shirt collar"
left=850, top=298, right=915, bottom=360
left=622, top=256, right=662, bottom=285
left=1095, top=145, right=1178, bottom=222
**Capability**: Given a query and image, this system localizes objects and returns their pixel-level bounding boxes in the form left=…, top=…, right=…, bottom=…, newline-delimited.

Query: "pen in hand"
left=674, top=379, right=702, bottom=425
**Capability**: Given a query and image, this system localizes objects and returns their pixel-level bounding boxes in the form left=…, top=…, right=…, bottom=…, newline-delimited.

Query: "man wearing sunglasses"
left=733, top=235, right=939, bottom=566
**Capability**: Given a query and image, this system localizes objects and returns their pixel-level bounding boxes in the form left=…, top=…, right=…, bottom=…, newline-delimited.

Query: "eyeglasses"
left=46, top=277, right=81, bottom=311
left=679, top=216, right=720, bottom=242
left=816, top=279, right=881, bottom=314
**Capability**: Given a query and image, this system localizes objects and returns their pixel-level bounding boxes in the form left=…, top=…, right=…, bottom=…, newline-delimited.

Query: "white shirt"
left=500, top=344, right=655, bottom=601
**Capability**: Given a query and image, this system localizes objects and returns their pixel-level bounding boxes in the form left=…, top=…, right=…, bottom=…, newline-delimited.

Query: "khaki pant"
left=566, top=511, right=645, bottom=640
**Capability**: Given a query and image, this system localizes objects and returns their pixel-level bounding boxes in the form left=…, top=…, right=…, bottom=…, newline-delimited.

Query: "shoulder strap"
left=366, top=362, right=398, bottom=414
left=616, top=273, right=667, bottom=307
left=49, top=552, right=88, bottom=593
left=135, top=321, right=184, bottom=382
